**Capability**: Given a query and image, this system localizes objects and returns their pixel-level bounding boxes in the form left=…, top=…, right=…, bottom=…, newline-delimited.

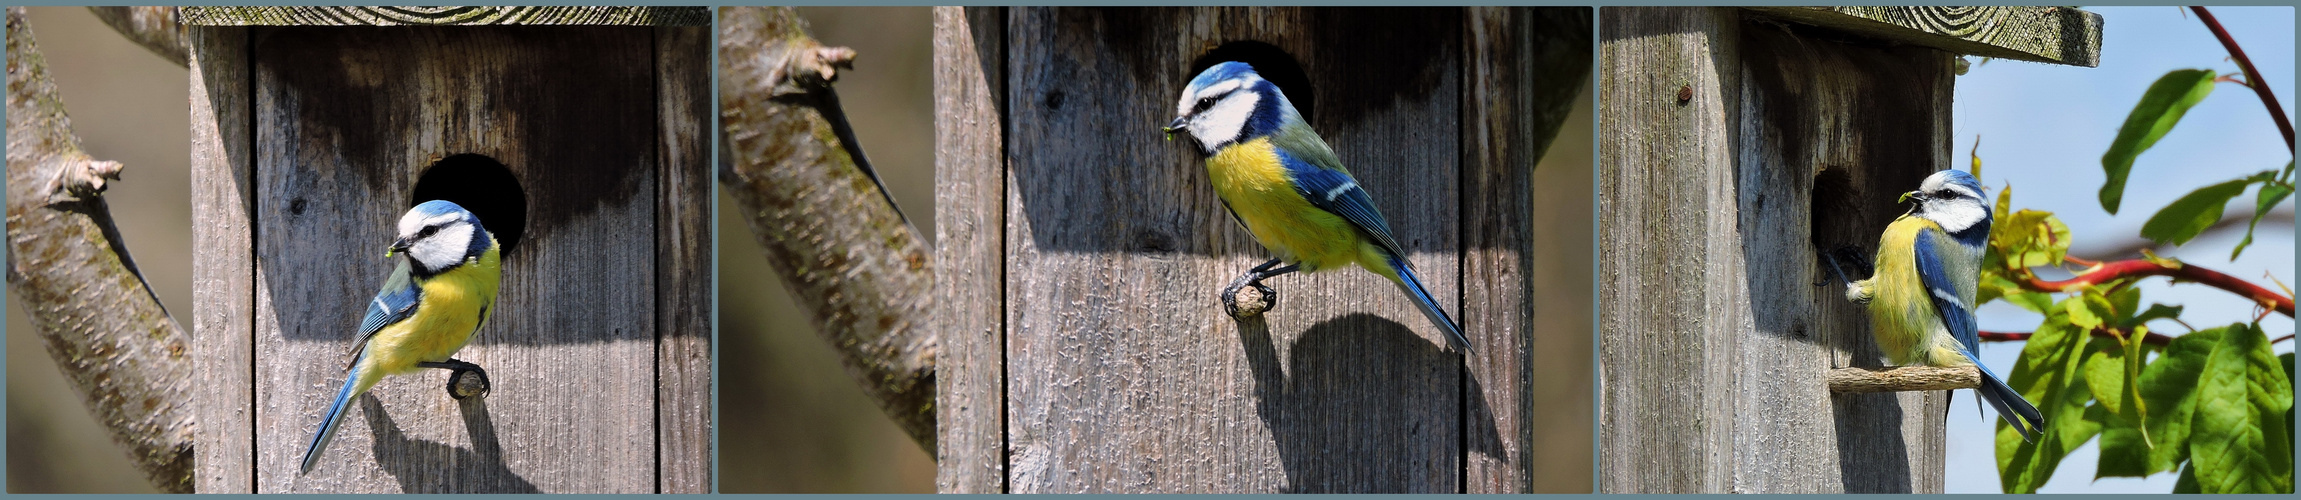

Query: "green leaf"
left=2139, top=327, right=2227, bottom=474
left=2065, top=292, right=2108, bottom=330
left=2100, top=69, right=2217, bottom=214
left=2000, top=312, right=2102, bottom=493
left=2125, top=303, right=2186, bottom=330
left=2140, top=179, right=2251, bottom=246
left=1993, top=209, right=2072, bottom=269
left=2092, top=334, right=2155, bottom=478
left=2233, top=175, right=2293, bottom=260
left=2189, top=323, right=2295, bottom=493
left=2176, top=461, right=2201, bottom=493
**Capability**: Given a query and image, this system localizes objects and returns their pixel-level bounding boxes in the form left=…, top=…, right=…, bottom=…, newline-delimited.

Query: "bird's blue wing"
left=1275, top=150, right=1406, bottom=257
left=1916, top=228, right=2044, bottom=440
left=349, top=259, right=421, bottom=368
left=1912, top=229, right=1979, bottom=355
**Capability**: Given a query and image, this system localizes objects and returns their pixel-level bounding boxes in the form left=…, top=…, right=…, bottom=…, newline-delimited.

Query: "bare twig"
left=87, top=7, right=185, bottom=67
left=1826, top=366, right=1980, bottom=393
left=5, top=7, right=194, bottom=492
left=718, top=6, right=936, bottom=452
left=2191, top=6, right=2294, bottom=151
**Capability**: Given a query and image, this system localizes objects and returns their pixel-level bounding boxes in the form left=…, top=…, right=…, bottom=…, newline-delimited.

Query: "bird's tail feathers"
left=1387, top=254, right=1472, bottom=355
left=1971, top=357, right=2046, bottom=442
left=301, top=354, right=376, bottom=474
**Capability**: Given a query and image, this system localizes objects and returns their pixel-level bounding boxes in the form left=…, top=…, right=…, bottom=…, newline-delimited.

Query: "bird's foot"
left=1221, top=274, right=1278, bottom=319
left=448, top=367, right=490, bottom=400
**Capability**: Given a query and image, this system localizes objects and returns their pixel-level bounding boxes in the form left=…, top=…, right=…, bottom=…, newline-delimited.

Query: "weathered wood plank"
left=1461, top=6, right=1593, bottom=494
left=933, top=5, right=1007, bottom=494
left=1003, top=7, right=1462, bottom=493
left=248, top=26, right=659, bottom=493
left=1599, top=6, right=1953, bottom=493
left=1744, top=6, right=2101, bottom=67
left=181, top=6, right=706, bottom=26
left=188, top=24, right=254, bottom=494
left=1598, top=8, right=1742, bottom=492
left=653, top=25, right=712, bottom=494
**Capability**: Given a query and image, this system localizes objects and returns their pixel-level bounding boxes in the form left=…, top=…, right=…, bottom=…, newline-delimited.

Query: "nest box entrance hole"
left=409, top=154, right=528, bottom=255
left=1190, top=41, right=1314, bottom=123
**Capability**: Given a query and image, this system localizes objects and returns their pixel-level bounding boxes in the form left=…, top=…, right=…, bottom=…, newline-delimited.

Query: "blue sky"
left=1946, top=6, right=2295, bottom=494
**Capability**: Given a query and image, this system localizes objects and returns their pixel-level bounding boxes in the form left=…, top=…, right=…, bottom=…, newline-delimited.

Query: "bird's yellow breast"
left=1867, top=215, right=1963, bottom=367
left=360, top=245, right=502, bottom=377
left=1205, top=138, right=1374, bottom=272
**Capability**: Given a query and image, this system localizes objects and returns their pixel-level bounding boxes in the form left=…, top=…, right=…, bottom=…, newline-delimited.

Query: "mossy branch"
left=6, top=7, right=194, bottom=492
left=717, top=6, right=937, bottom=453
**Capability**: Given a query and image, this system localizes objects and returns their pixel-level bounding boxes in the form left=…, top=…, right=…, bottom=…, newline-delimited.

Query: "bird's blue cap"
left=1187, top=61, right=1260, bottom=91
left=1935, top=169, right=1983, bottom=192
left=410, top=199, right=471, bottom=218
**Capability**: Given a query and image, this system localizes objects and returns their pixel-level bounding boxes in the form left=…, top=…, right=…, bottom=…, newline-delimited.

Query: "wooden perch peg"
left=1826, top=366, right=1981, bottom=394
left=47, top=155, right=124, bottom=203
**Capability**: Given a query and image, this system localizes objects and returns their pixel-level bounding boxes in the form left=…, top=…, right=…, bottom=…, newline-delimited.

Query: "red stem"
left=2015, top=258, right=2295, bottom=317
left=2192, top=6, right=2295, bottom=152
left=1979, top=328, right=2175, bottom=346
left=2274, top=333, right=2294, bottom=344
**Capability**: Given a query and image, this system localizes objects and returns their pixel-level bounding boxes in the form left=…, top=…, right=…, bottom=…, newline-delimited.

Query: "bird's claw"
left=1221, top=275, right=1278, bottom=319
left=448, top=367, right=490, bottom=400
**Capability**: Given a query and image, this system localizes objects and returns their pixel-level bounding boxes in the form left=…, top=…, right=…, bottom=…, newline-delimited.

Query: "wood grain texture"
left=1003, top=7, right=1463, bottom=493
left=933, top=5, right=1008, bottom=494
left=6, top=8, right=196, bottom=492
left=181, top=6, right=707, bottom=26
left=188, top=24, right=254, bottom=494
left=652, top=25, right=712, bottom=494
left=1827, top=366, right=1980, bottom=394
left=1599, top=6, right=1951, bottom=493
left=243, top=26, right=666, bottom=493
left=1744, top=6, right=2101, bottom=67
left=1461, top=6, right=1593, bottom=494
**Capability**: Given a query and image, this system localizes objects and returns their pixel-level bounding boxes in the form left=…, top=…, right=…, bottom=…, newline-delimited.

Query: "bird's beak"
left=1163, top=117, right=1187, bottom=141
left=386, top=238, right=413, bottom=258
left=1898, top=190, right=1921, bottom=204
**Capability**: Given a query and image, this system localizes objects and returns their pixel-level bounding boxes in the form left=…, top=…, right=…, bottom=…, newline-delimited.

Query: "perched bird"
left=1837, top=169, right=2043, bottom=440
left=301, top=200, right=503, bottom=473
left=1163, top=61, right=1470, bottom=354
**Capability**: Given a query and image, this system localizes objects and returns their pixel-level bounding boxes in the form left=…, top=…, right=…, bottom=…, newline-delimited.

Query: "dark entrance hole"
left=409, top=154, right=528, bottom=255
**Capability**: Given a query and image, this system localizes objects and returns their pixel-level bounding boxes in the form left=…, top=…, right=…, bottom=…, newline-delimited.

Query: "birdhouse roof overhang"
left=1744, top=6, right=2102, bottom=67
left=181, top=6, right=709, bottom=26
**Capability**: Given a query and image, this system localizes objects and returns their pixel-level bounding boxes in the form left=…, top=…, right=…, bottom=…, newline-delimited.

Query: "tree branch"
left=1827, top=366, right=1980, bottom=393
left=5, top=7, right=193, bottom=492
left=2191, top=6, right=2294, bottom=152
left=87, top=7, right=185, bottom=67
left=1979, top=328, right=2175, bottom=347
left=717, top=6, right=937, bottom=453
left=2012, top=257, right=2294, bottom=317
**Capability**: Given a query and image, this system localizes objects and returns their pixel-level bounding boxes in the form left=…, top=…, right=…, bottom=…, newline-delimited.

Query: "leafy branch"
left=1977, top=10, right=2293, bottom=493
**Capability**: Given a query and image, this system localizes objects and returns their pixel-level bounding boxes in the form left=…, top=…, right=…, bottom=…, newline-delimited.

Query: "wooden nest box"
left=181, top=6, right=710, bottom=493
left=935, top=7, right=1592, bottom=493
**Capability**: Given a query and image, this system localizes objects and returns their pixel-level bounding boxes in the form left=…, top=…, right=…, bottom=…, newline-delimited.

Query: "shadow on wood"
left=354, top=395, right=539, bottom=493
left=1234, top=313, right=1502, bottom=492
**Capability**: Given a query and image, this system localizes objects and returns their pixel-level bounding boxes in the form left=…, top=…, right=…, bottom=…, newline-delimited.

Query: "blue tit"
left=1841, top=169, right=2043, bottom=440
left=1163, top=61, right=1471, bottom=354
left=301, top=200, right=503, bottom=473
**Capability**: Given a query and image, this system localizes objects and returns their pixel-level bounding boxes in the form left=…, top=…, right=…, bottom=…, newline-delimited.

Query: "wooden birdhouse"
left=180, top=6, right=710, bottom=493
left=1597, top=7, right=2100, bottom=493
left=934, top=7, right=1591, bottom=493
